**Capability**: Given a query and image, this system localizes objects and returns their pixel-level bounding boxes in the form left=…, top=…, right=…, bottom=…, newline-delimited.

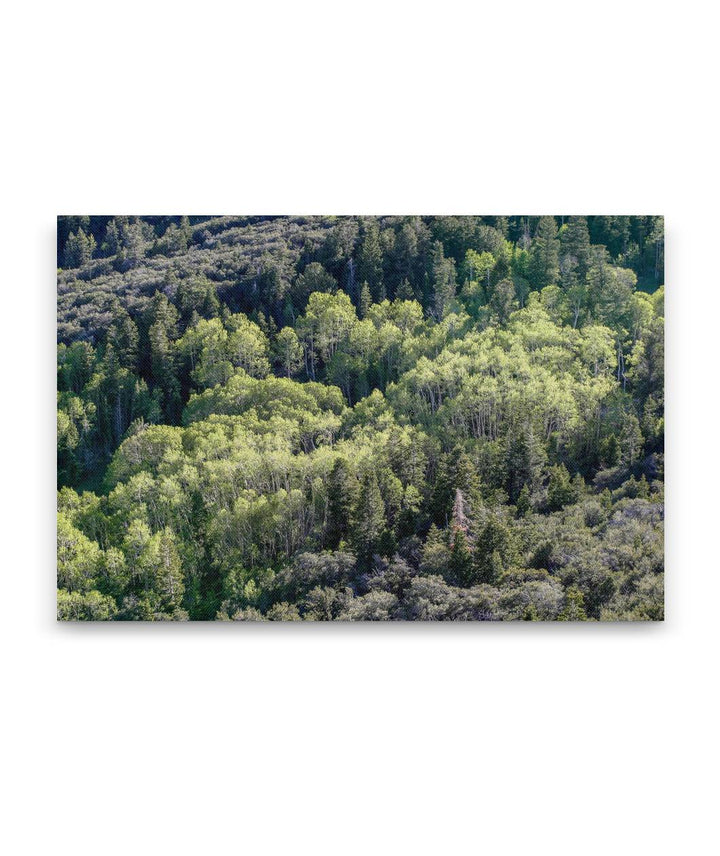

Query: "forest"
left=57, top=214, right=664, bottom=621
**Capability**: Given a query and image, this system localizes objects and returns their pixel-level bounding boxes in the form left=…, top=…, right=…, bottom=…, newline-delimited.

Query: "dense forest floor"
left=57, top=215, right=664, bottom=620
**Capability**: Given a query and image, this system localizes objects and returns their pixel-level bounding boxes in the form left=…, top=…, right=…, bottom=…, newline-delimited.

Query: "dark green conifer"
left=353, top=469, right=386, bottom=566
left=326, top=458, right=358, bottom=548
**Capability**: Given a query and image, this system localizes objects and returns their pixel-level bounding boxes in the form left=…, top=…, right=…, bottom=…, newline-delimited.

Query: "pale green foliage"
left=274, top=326, right=303, bottom=377
left=57, top=589, right=117, bottom=620
left=177, top=314, right=270, bottom=389
left=57, top=513, right=102, bottom=592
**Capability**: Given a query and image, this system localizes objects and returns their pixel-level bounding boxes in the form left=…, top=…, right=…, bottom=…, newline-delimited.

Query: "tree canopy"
left=57, top=215, right=664, bottom=620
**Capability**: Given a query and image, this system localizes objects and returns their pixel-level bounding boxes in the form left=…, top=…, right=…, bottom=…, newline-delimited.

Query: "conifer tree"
left=560, top=255, right=586, bottom=328
left=560, top=215, right=591, bottom=283
left=529, top=216, right=560, bottom=289
left=419, top=524, right=451, bottom=577
left=431, top=241, right=457, bottom=319
left=146, top=291, right=179, bottom=340
left=493, top=249, right=511, bottom=285
left=449, top=527, right=473, bottom=586
left=396, top=277, right=414, bottom=301
left=473, top=515, right=517, bottom=584
left=108, top=309, right=139, bottom=370
left=505, top=423, right=546, bottom=504
left=547, top=464, right=575, bottom=511
left=357, top=223, right=384, bottom=301
left=393, top=221, right=419, bottom=286
left=64, top=228, right=96, bottom=268
left=516, top=484, right=531, bottom=518
left=430, top=446, right=481, bottom=526
left=149, top=321, right=180, bottom=421
left=326, top=458, right=358, bottom=548
left=353, top=469, right=386, bottom=565
left=571, top=472, right=586, bottom=503
left=103, top=219, right=121, bottom=255
left=358, top=282, right=372, bottom=319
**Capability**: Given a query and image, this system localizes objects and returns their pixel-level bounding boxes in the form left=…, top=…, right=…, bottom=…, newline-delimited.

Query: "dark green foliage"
left=107, top=308, right=140, bottom=370
left=326, top=458, right=358, bottom=549
left=430, top=446, right=481, bottom=526
left=63, top=227, right=96, bottom=268
left=473, top=514, right=517, bottom=584
left=431, top=241, right=457, bottom=319
left=293, top=262, right=337, bottom=305
left=449, top=528, right=474, bottom=586
left=505, top=423, right=546, bottom=504
left=358, top=282, right=371, bottom=319
left=547, top=464, right=575, bottom=511
left=516, top=484, right=531, bottom=518
left=353, top=469, right=386, bottom=567
left=529, top=216, right=559, bottom=289
left=356, top=223, right=384, bottom=301
left=560, top=216, right=591, bottom=282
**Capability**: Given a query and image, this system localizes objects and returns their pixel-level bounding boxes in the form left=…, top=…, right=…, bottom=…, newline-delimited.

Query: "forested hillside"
left=57, top=215, right=664, bottom=620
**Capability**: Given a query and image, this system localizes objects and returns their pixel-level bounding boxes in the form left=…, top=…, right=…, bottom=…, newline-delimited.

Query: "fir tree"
left=357, top=223, right=384, bottom=300
left=571, top=473, right=586, bottom=502
left=529, top=216, right=560, bottom=289
left=430, top=446, right=481, bottom=526
left=63, top=228, right=95, bottom=268
left=431, top=241, right=457, bottom=319
left=108, top=309, right=139, bottom=370
left=449, top=527, right=473, bottom=586
left=473, top=515, right=517, bottom=584
left=547, top=464, right=575, bottom=511
left=326, top=458, right=358, bottom=548
left=516, top=484, right=531, bottom=518
left=419, top=524, right=451, bottom=577
left=505, top=423, right=546, bottom=504
left=149, top=322, right=180, bottom=421
left=358, top=282, right=371, bottom=319
left=353, top=469, right=386, bottom=566
left=560, top=216, right=591, bottom=282
left=396, top=277, right=414, bottom=301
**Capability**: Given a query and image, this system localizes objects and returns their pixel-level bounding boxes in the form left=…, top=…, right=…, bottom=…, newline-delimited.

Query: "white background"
left=1, top=2, right=717, bottom=854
